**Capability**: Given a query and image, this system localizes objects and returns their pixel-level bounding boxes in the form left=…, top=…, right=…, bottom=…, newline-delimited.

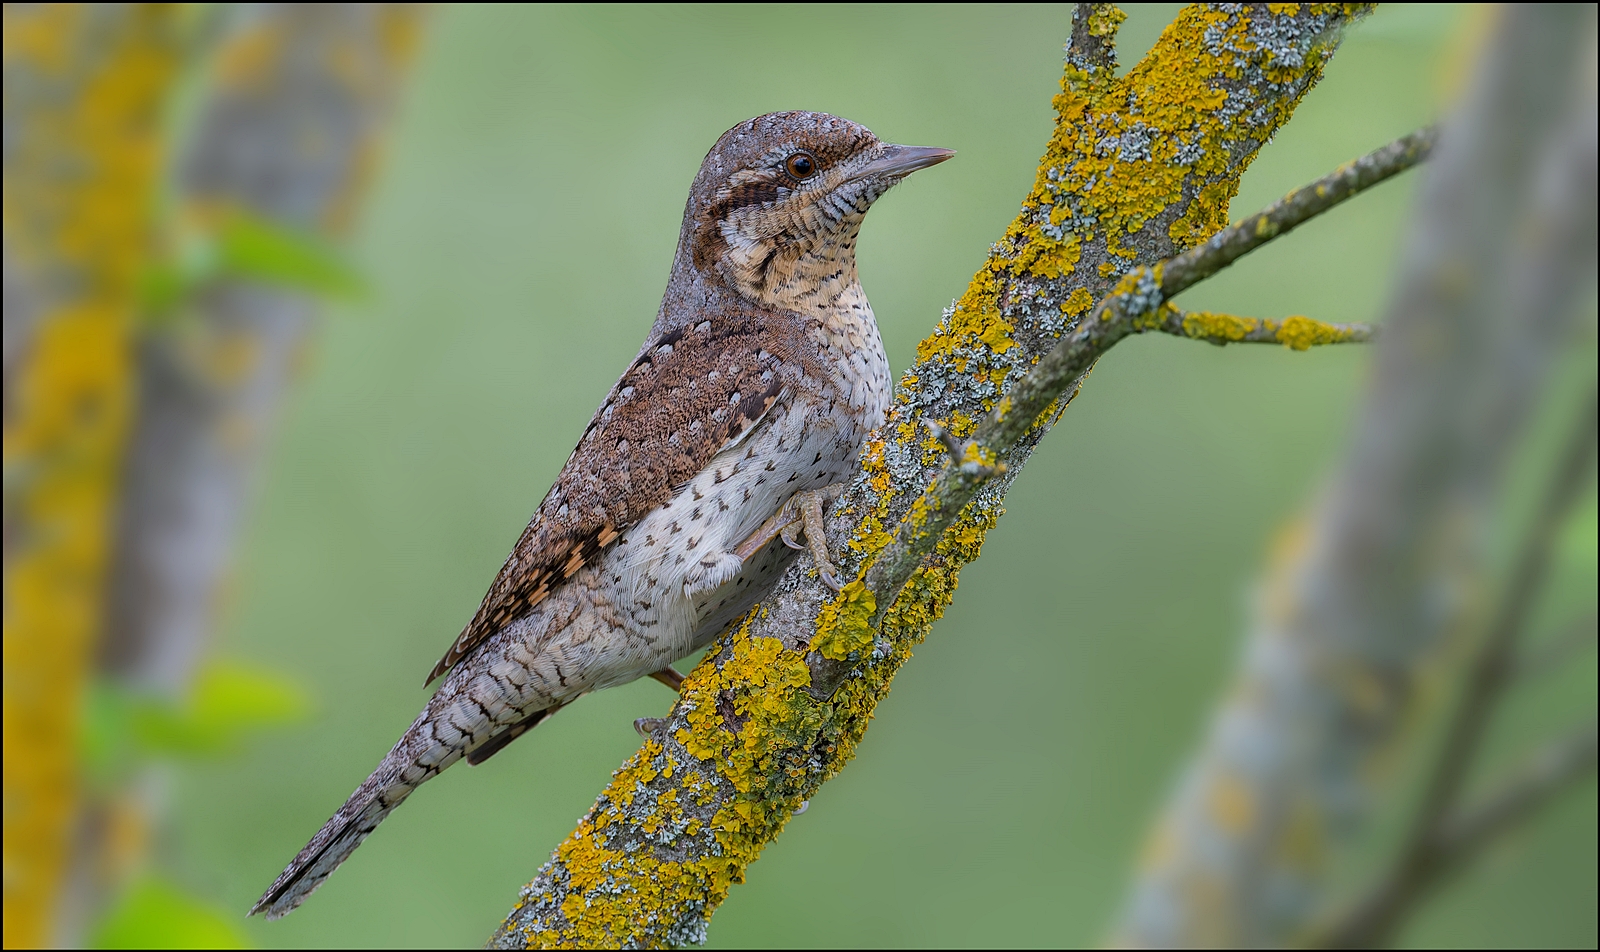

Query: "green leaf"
left=216, top=213, right=367, bottom=300
left=136, top=261, right=190, bottom=315
left=191, top=660, right=310, bottom=735
left=137, top=211, right=366, bottom=322
left=79, top=662, right=310, bottom=771
left=91, top=876, right=250, bottom=949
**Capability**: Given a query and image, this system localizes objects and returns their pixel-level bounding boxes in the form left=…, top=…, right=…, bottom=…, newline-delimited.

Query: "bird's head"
left=678, top=112, right=952, bottom=310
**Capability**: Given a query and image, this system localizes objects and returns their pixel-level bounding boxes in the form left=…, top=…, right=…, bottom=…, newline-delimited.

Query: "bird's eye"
left=784, top=152, right=817, bottom=179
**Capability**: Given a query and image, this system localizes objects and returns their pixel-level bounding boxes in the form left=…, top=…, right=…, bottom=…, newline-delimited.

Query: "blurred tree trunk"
left=103, top=2, right=422, bottom=696
left=1, top=6, right=185, bottom=946
left=1113, top=5, right=1597, bottom=947
left=75, top=1, right=424, bottom=937
left=4, top=4, right=422, bottom=944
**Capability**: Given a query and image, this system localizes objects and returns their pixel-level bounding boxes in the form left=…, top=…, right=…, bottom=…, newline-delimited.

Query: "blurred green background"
left=168, top=4, right=1596, bottom=947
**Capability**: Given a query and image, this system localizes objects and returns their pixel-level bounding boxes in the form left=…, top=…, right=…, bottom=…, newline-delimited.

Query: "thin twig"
left=1434, top=720, right=1598, bottom=869
left=1141, top=304, right=1375, bottom=348
left=923, top=420, right=1003, bottom=477
left=1320, top=389, right=1599, bottom=949
left=864, top=126, right=1436, bottom=612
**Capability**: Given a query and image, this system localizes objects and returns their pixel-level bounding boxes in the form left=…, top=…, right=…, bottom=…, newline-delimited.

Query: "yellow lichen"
left=2, top=8, right=184, bottom=946
left=1181, top=309, right=1258, bottom=342
left=1177, top=309, right=1366, bottom=350
left=1062, top=286, right=1096, bottom=316
left=1207, top=771, right=1258, bottom=836
left=1086, top=4, right=1127, bottom=38
left=1274, top=314, right=1360, bottom=350
left=810, top=582, right=877, bottom=661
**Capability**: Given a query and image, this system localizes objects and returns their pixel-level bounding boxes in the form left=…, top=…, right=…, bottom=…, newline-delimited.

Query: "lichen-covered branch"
left=1, top=6, right=185, bottom=946
left=1114, top=6, right=1597, bottom=947
left=493, top=5, right=1380, bottom=947
left=866, top=123, right=1425, bottom=613
left=1145, top=306, right=1374, bottom=348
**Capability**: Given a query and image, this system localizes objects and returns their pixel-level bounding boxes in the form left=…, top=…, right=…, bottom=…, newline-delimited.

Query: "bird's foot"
left=735, top=484, right=845, bottom=591
left=649, top=666, right=685, bottom=692
left=634, top=716, right=669, bottom=737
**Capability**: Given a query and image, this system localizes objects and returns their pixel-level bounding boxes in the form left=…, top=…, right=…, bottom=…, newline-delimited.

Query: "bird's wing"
left=425, top=311, right=809, bottom=684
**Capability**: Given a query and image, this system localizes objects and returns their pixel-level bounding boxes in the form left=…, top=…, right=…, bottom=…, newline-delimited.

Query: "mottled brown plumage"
left=429, top=308, right=809, bottom=683
left=253, top=111, right=951, bottom=920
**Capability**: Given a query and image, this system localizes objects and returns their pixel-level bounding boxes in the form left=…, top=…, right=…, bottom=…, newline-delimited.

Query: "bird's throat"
left=718, top=222, right=865, bottom=316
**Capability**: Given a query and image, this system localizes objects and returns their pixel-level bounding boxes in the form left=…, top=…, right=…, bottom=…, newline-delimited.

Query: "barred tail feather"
left=249, top=786, right=396, bottom=919
left=252, top=646, right=564, bottom=918
left=250, top=706, right=457, bottom=919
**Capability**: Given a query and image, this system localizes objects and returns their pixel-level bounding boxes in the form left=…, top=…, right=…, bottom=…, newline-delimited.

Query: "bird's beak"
left=847, top=144, right=956, bottom=183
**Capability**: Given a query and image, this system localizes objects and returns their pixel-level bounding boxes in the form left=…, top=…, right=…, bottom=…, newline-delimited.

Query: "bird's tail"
left=251, top=676, right=560, bottom=920
left=249, top=705, right=444, bottom=920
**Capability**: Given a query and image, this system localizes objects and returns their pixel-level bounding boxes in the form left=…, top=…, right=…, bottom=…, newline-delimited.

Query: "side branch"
left=1139, top=305, right=1374, bottom=349
left=1320, top=721, right=1598, bottom=950
left=1163, top=126, right=1437, bottom=294
left=1513, top=613, right=1598, bottom=681
left=1433, top=722, right=1598, bottom=875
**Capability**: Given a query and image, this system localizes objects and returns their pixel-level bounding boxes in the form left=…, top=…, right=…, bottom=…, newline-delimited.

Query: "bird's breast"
left=810, top=282, right=892, bottom=429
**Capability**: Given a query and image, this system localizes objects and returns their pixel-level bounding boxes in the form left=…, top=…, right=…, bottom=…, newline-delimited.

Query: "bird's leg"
left=649, top=666, right=684, bottom=692
left=733, top=509, right=793, bottom=561
left=635, top=669, right=683, bottom=736
left=734, top=484, right=846, bottom=592
left=785, top=485, right=845, bottom=592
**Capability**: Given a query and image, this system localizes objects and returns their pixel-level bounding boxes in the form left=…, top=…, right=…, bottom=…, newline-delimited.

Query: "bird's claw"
left=733, top=484, right=846, bottom=591
left=634, top=716, right=669, bottom=737
left=779, top=521, right=805, bottom=551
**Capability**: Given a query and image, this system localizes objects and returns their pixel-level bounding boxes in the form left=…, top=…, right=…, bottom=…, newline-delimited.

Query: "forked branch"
left=866, top=126, right=1434, bottom=611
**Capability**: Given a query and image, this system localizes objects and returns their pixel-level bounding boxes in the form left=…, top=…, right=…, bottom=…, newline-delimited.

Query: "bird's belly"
left=611, top=400, right=860, bottom=662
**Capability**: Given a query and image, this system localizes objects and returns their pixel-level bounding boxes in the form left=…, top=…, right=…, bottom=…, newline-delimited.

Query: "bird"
left=250, top=111, right=952, bottom=919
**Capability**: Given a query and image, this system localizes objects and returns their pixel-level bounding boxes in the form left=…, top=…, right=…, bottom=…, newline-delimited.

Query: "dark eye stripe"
left=722, top=180, right=782, bottom=212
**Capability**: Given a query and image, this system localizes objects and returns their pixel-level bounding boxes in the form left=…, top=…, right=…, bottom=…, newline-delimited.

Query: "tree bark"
left=72, top=1, right=423, bottom=936
left=102, top=2, right=423, bottom=698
